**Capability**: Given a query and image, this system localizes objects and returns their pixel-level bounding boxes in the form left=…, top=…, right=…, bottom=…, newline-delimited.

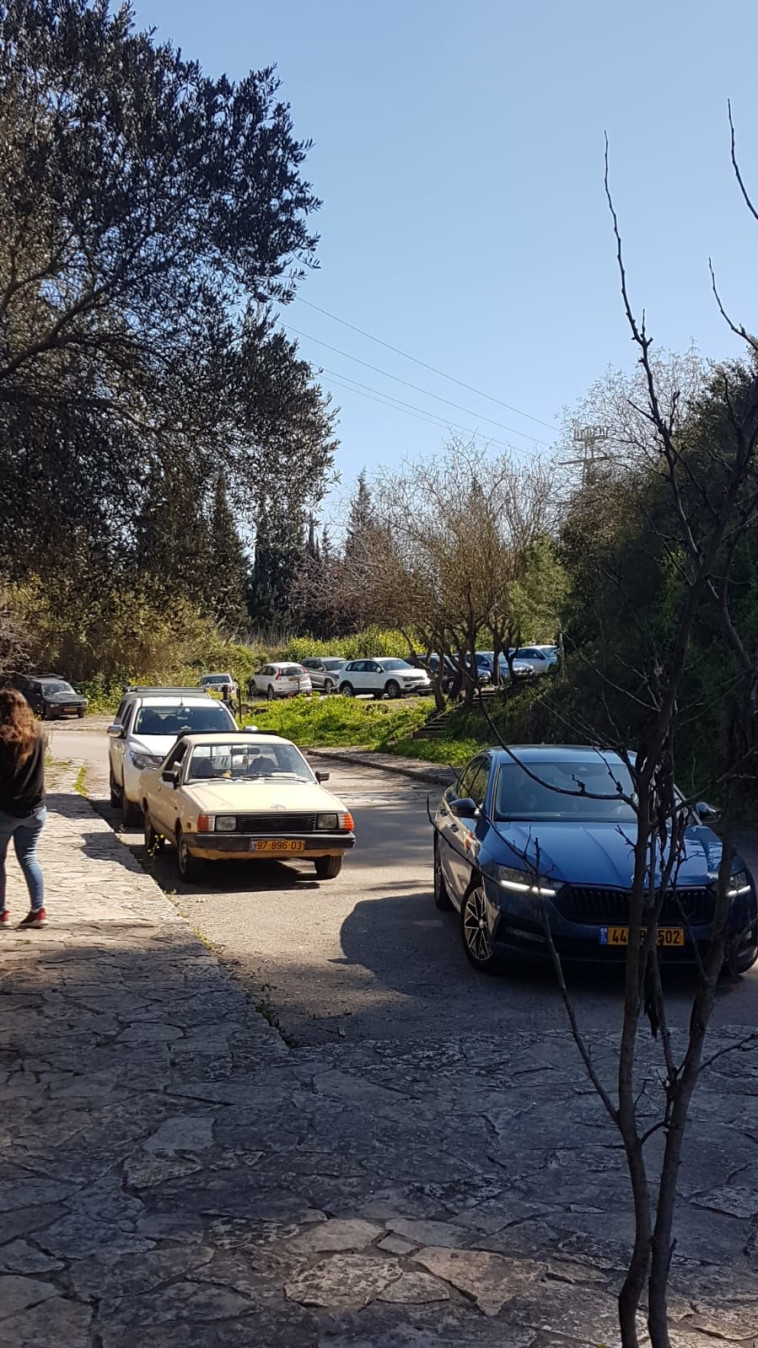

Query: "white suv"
left=338, top=659, right=432, bottom=699
left=108, top=689, right=237, bottom=825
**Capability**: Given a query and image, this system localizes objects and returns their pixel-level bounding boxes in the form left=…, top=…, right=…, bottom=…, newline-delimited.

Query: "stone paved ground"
left=1, top=770, right=757, bottom=1346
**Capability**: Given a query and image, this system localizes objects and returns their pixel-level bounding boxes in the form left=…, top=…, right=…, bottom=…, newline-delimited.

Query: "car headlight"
left=215, top=816, right=237, bottom=832
left=496, top=865, right=557, bottom=897
left=317, top=813, right=339, bottom=831
left=728, top=869, right=752, bottom=898
left=130, top=752, right=163, bottom=770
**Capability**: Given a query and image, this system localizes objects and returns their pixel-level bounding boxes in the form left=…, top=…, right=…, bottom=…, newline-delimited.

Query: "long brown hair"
left=0, top=688, right=40, bottom=765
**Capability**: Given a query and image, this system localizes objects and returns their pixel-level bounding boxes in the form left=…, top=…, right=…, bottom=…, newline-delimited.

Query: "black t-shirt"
left=0, top=735, right=46, bottom=817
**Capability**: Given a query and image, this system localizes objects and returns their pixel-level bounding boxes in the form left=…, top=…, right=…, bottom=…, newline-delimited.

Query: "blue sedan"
left=433, top=745, right=758, bottom=974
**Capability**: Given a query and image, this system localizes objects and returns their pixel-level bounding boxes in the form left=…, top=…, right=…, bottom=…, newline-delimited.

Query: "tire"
left=176, top=830, right=203, bottom=882
left=77, top=709, right=85, bottom=719
left=385, top=679, right=401, bottom=700
left=323, top=680, right=334, bottom=695
left=144, top=812, right=164, bottom=855
left=315, top=854, right=342, bottom=879
left=340, top=682, right=354, bottom=698
left=461, top=881, right=500, bottom=973
left=122, top=795, right=142, bottom=828
left=109, top=769, right=122, bottom=808
left=267, top=685, right=276, bottom=702
left=433, top=837, right=453, bottom=911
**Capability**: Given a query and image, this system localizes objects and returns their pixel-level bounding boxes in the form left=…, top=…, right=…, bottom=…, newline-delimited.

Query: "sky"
left=135, top=0, right=758, bottom=524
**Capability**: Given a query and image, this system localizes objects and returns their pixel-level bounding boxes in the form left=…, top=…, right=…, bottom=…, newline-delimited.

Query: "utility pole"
left=568, top=424, right=610, bottom=488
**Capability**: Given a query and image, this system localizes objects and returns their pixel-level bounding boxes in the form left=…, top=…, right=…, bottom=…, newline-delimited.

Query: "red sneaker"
left=18, top=909, right=48, bottom=929
left=0, top=910, right=9, bottom=927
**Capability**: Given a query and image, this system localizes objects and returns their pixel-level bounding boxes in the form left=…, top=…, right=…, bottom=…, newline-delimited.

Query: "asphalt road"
left=50, top=717, right=758, bottom=1048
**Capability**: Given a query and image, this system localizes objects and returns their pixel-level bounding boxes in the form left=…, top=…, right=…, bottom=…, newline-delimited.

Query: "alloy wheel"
left=462, top=885, right=496, bottom=968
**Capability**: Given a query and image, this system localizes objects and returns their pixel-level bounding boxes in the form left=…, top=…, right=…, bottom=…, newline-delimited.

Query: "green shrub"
left=282, top=627, right=413, bottom=662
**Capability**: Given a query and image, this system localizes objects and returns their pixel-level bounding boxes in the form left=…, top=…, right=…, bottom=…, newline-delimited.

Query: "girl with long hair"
left=0, top=687, right=48, bottom=927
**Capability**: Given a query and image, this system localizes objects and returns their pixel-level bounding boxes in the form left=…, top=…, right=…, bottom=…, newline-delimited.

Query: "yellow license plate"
left=601, top=926, right=685, bottom=947
left=251, top=839, right=305, bottom=854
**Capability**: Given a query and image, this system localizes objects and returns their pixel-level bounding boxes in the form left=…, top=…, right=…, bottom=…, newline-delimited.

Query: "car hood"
left=128, top=735, right=181, bottom=759
left=491, top=819, right=724, bottom=888
left=182, top=779, right=348, bottom=814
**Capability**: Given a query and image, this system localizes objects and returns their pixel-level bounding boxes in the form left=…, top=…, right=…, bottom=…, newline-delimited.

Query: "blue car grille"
left=237, top=813, right=317, bottom=834
left=555, top=887, right=715, bottom=927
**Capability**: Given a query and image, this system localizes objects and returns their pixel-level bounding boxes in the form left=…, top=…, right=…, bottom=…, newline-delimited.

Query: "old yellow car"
left=139, top=731, right=355, bottom=882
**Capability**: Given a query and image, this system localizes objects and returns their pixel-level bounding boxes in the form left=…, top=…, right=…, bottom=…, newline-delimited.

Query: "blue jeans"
left=0, top=807, right=46, bottom=912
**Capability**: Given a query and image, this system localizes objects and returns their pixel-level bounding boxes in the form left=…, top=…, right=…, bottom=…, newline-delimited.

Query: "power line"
left=284, top=322, right=553, bottom=448
left=318, top=366, right=533, bottom=454
left=293, top=294, right=557, bottom=432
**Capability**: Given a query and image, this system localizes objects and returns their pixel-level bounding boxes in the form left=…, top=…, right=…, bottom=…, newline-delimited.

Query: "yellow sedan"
left=139, top=732, right=355, bottom=882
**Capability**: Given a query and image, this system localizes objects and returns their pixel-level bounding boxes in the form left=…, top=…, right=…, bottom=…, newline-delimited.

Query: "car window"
left=468, top=760, right=491, bottom=809
left=456, top=759, right=481, bottom=800
left=348, top=661, right=365, bottom=672
left=187, top=740, right=313, bottom=782
left=281, top=665, right=304, bottom=677
left=367, top=662, right=383, bottom=673
left=163, top=739, right=190, bottom=770
left=494, top=758, right=636, bottom=822
left=134, top=704, right=235, bottom=736
left=323, top=659, right=345, bottom=671
left=380, top=659, right=410, bottom=671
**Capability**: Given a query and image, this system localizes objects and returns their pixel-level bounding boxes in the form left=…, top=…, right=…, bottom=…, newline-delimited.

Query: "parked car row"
left=240, top=644, right=561, bottom=703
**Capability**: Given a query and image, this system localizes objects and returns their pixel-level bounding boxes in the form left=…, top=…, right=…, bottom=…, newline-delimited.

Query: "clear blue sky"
left=135, top=0, right=758, bottom=519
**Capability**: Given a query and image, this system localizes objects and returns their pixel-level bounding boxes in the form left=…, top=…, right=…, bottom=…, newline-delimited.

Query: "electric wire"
left=293, top=294, right=556, bottom=432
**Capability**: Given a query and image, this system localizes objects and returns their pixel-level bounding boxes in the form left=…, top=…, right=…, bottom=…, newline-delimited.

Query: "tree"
left=513, top=136, right=758, bottom=1348
left=0, top=0, right=336, bottom=643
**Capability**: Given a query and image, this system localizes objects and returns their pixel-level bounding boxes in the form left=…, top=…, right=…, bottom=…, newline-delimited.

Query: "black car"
left=14, top=674, right=88, bottom=720
left=424, top=653, right=491, bottom=693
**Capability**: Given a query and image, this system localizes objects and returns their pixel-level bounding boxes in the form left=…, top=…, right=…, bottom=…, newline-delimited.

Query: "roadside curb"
left=306, top=746, right=457, bottom=787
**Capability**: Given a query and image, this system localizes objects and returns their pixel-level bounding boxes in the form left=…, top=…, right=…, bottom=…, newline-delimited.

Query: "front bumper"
left=482, top=875, right=757, bottom=966
left=184, top=831, right=356, bottom=860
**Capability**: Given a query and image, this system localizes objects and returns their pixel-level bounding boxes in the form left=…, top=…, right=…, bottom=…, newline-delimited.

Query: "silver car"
left=300, top=657, right=348, bottom=693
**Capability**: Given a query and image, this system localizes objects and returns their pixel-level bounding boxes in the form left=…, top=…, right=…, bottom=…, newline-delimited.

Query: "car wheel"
left=176, top=829, right=203, bottom=882
left=315, top=854, right=342, bottom=879
left=144, top=812, right=164, bottom=854
left=340, top=682, right=354, bottom=697
left=385, top=679, right=401, bottom=699
left=323, top=679, right=334, bottom=694
left=267, top=685, right=276, bottom=701
left=461, top=881, right=500, bottom=973
left=433, top=837, right=453, bottom=911
left=109, top=769, right=122, bottom=808
left=122, top=795, right=142, bottom=828
left=77, top=708, right=85, bottom=718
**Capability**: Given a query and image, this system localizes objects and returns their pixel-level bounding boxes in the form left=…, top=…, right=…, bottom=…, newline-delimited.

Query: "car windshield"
left=494, top=758, right=636, bottom=822
left=380, top=659, right=411, bottom=671
left=135, top=704, right=234, bottom=736
left=186, top=741, right=313, bottom=783
left=323, top=659, right=346, bottom=670
left=203, top=674, right=231, bottom=684
left=280, top=665, right=304, bottom=677
left=41, top=681, right=75, bottom=694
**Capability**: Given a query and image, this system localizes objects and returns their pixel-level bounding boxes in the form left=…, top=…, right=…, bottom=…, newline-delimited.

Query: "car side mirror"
left=107, top=723, right=124, bottom=739
left=450, top=796, right=478, bottom=819
left=315, top=771, right=330, bottom=783
left=695, top=801, right=719, bottom=822
left=162, top=767, right=179, bottom=787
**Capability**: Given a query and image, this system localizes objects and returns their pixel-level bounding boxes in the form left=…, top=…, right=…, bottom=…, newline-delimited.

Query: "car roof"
left=124, top=686, right=212, bottom=697
left=131, top=695, right=218, bottom=707
left=201, top=672, right=232, bottom=678
left=486, top=744, right=626, bottom=765
left=177, top=732, right=291, bottom=747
